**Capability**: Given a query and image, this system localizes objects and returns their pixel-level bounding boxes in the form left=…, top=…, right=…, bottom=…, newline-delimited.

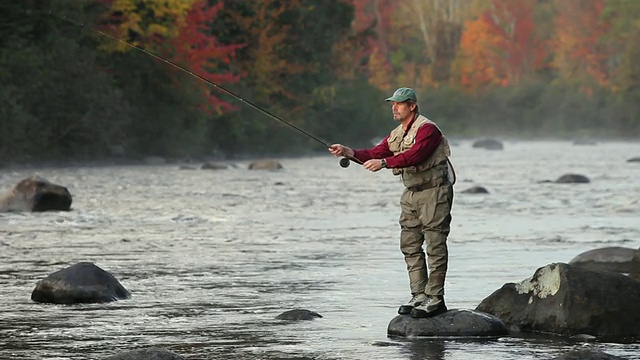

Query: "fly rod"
left=50, top=11, right=362, bottom=168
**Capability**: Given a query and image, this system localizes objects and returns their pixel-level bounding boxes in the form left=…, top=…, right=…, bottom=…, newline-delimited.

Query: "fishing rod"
left=49, top=11, right=362, bottom=168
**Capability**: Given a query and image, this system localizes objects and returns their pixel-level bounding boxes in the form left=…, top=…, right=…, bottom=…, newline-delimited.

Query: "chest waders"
left=388, top=115, right=454, bottom=302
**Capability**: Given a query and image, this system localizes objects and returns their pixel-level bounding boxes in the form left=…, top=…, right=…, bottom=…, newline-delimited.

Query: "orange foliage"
left=367, top=46, right=394, bottom=90
left=455, top=0, right=547, bottom=92
left=552, top=0, right=612, bottom=92
left=457, top=17, right=505, bottom=92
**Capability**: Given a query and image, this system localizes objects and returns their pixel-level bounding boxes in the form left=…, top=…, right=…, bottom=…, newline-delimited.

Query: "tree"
left=98, top=0, right=242, bottom=114
left=551, top=0, right=612, bottom=94
left=602, top=0, right=640, bottom=96
left=454, top=0, right=546, bottom=93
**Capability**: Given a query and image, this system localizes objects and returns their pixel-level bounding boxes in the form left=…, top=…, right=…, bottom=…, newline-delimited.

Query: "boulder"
left=555, top=173, right=590, bottom=184
left=275, top=309, right=322, bottom=320
left=0, top=175, right=72, bottom=212
left=103, top=347, right=185, bottom=360
left=627, top=157, right=640, bottom=163
left=569, top=246, right=637, bottom=274
left=387, top=309, right=508, bottom=337
left=32, top=262, right=131, bottom=304
left=472, top=139, right=503, bottom=150
left=630, top=248, right=640, bottom=282
left=476, top=263, right=640, bottom=340
left=248, top=159, right=283, bottom=170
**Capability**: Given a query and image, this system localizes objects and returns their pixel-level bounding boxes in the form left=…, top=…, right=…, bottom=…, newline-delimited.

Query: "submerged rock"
left=555, top=173, right=590, bottom=183
left=103, top=347, right=185, bottom=360
left=472, top=139, right=503, bottom=150
left=201, top=162, right=228, bottom=170
left=572, top=139, right=598, bottom=146
left=275, top=309, right=323, bottom=320
left=248, top=159, right=283, bottom=170
left=460, top=186, right=489, bottom=194
left=387, top=309, right=508, bottom=337
left=551, top=348, right=626, bottom=360
left=32, top=262, right=131, bottom=304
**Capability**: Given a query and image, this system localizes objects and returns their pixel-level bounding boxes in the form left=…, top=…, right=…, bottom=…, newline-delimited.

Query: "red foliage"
left=169, top=1, right=245, bottom=115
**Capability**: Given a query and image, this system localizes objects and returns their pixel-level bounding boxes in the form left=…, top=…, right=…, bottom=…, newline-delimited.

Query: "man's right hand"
left=328, top=144, right=354, bottom=158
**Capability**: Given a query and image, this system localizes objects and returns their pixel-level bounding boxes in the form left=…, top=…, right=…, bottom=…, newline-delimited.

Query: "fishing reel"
left=339, top=157, right=350, bottom=168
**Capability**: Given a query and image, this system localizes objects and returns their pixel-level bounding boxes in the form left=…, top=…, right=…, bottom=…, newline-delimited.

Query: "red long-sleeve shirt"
left=353, top=118, right=442, bottom=168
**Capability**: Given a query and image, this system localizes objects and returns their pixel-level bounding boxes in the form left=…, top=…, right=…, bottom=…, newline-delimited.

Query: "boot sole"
left=410, top=305, right=447, bottom=318
left=398, top=305, right=415, bottom=315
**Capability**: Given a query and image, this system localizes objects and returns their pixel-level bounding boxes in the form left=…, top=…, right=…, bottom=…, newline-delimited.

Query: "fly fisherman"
left=328, top=87, right=454, bottom=318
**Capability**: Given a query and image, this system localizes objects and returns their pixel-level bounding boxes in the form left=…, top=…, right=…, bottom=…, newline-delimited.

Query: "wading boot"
left=398, top=293, right=427, bottom=315
left=410, top=295, right=447, bottom=318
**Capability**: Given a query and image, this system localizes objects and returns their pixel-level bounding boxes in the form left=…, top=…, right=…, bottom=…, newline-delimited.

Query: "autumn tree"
left=98, top=0, right=242, bottom=114
left=454, top=0, right=547, bottom=93
left=551, top=0, right=612, bottom=94
left=602, top=0, right=640, bottom=97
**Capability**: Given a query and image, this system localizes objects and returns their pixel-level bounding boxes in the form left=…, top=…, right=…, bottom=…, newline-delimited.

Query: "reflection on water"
left=1, top=140, right=639, bottom=359
left=406, top=340, right=446, bottom=360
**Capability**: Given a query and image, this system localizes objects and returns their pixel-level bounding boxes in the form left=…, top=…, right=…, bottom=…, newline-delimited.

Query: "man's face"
left=391, top=101, right=414, bottom=122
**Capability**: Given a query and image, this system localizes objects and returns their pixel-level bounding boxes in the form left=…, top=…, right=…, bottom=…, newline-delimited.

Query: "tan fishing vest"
left=387, top=114, right=452, bottom=189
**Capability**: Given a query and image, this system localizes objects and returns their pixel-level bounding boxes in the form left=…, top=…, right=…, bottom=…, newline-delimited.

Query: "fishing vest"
left=387, top=114, right=452, bottom=189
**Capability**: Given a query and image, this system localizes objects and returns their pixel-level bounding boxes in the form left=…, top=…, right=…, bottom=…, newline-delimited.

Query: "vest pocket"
left=403, top=135, right=415, bottom=146
left=402, top=164, right=448, bottom=189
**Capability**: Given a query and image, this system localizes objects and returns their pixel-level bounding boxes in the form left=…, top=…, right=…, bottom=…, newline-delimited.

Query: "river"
left=1, top=140, right=639, bottom=359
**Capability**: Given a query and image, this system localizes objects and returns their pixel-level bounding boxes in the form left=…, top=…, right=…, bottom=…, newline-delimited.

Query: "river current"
left=1, top=140, right=639, bottom=360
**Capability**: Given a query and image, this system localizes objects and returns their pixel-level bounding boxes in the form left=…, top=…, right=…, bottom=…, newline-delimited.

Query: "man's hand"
left=363, top=159, right=385, bottom=172
left=328, top=144, right=354, bottom=158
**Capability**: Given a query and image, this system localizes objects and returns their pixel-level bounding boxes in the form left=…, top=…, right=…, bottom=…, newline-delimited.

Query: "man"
left=328, top=87, right=454, bottom=318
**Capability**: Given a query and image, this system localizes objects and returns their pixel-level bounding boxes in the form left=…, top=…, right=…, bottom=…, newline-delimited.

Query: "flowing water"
left=1, top=140, right=639, bottom=360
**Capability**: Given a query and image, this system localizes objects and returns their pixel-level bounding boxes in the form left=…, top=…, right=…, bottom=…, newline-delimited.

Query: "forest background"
left=1, top=0, right=638, bottom=162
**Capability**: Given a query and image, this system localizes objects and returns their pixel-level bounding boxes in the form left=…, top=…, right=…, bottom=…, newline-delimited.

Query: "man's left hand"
left=363, top=159, right=385, bottom=172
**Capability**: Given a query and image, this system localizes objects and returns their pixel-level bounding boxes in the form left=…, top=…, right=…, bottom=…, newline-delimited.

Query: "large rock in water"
left=569, top=246, right=638, bottom=274
left=275, top=309, right=323, bottom=320
left=476, top=263, right=640, bottom=340
left=0, top=175, right=72, bottom=212
left=555, top=173, right=590, bottom=183
left=103, top=347, right=185, bottom=360
left=32, top=262, right=131, bottom=304
left=387, top=309, right=508, bottom=337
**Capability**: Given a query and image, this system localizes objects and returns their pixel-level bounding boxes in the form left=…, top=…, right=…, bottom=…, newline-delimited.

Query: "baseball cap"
left=385, top=87, right=417, bottom=102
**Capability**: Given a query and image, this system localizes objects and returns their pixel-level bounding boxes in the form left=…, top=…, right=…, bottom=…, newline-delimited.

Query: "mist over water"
left=1, top=140, right=639, bottom=359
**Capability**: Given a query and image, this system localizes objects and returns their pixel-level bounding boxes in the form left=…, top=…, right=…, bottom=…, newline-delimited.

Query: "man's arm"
left=352, top=137, right=394, bottom=162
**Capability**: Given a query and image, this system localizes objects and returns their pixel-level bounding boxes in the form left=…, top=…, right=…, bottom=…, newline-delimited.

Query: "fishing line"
left=49, top=11, right=363, bottom=166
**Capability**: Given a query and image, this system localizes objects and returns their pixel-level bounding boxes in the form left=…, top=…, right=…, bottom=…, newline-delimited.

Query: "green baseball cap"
left=385, top=87, right=417, bottom=102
